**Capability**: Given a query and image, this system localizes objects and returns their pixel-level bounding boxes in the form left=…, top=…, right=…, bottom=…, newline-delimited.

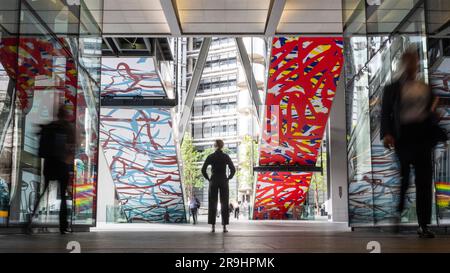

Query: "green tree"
left=309, top=151, right=327, bottom=215
left=237, top=135, right=258, bottom=190
left=199, top=146, right=232, bottom=161
left=199, top=147, right=215, bottom=161
left=180, top=133, right=203, bottom=198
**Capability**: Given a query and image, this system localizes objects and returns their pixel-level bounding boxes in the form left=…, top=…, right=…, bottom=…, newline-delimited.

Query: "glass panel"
left=347, top=68, right=374, bottom=225
left=7, top=1, right=81, bottom=226
left=427, top=0, right=450, bottom=225
left=0, top=0, right=99, bottom=228
left=346, top=2, right=429, bottom=226
left=24, top=0, right=80, bottom=35
left=366, top=0, right=421, bottom=35
left=343, top=0, right=367, bottom=85
left=0, top=0, right=20, bottom=226
left=72, top=0, right=102, bottom=225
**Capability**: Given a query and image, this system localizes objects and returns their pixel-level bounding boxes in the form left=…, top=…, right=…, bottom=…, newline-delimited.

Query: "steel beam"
left=101, top=97, right=176, bottom=107
left=178, top=37, right=212, bottom=139
left=264, top=0, right=286, bottom=36
left=235, top=38, right=262, bottom=118
left=160, top=0, right=182, bottom=36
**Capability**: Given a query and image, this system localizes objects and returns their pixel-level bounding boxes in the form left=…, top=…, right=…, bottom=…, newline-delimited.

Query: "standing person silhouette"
left=201, top=140, right=235, bottom=233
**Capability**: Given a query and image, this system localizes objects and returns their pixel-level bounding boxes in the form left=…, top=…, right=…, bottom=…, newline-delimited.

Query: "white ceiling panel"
left=103, top=10, right=167, bottom=24
left=102, top=0, right=169, bottom=34
left=176, top=0, right=271, bottom=10
left=100, top=0, right=347, bottom=35
left=285, top=0, right=342, bottom=10
left=182, top=23, right=263, bottom=33
left=177, top=0, right=270, bottom=34
left=104, top=0, right=163, bottom=10
left=103, top=23, right=170, bottom=34
left=179, top=10, right=268, bottom=23
left=278, top=23, right=344, bottom=34
left=278, top=0, right=343, bottom=33
left=281, top=10, right=342, bottom=23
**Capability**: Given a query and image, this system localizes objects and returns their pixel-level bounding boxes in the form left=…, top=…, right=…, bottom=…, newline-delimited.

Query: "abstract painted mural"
left=430, top=57, right=450, bottom=98
left=100, top=108, right=186, bottom=223
left=101, top=57, right=166, bottom=97
left=433, top=106, right=450, bottom=224
left=253, top=37, right=343, bottom=219
left=430, top=56, right=450, bottom=224
left=0, top=37, right=77, bottom=115
left=73, top=157, right=97, bottom=222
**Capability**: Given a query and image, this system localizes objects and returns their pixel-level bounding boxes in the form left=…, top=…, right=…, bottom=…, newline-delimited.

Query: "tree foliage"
left=309, top=151, right=327, bottom=215
left=237, top=135, right=258, bottom=190
left=180, top=133, right=203, bottom=198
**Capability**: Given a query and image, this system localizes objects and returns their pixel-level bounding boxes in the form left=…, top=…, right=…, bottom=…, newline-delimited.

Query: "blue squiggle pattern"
left=101, top=57, right=165, bottom=97
left=100, top=108, right=186, bottom=223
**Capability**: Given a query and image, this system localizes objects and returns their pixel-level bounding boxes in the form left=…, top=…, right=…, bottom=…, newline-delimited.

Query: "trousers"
left=208, top=179, right=229, bottom=225
left=396, top=123, right=433, bottom=228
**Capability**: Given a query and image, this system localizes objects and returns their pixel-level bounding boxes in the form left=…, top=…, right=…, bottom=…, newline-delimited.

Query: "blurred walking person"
left=381, top=48, right=445, bottom=238
left=30, top=106, right=74, bottom=234
left=202, top=140, right=236, bottom=233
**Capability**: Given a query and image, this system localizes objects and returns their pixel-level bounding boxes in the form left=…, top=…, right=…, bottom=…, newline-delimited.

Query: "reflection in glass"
left=0, top=0, right=102, bottom=227
left=345, top=2, right=429, bottom=226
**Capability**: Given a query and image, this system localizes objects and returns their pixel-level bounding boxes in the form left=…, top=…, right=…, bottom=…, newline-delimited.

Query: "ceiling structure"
left=343, top=0, right=450, bottom=37
left=102, top=37, right=173, bottom=60
left=426, top=0, right=450, bottom=37
left=102, top=0, right=344, bottom=36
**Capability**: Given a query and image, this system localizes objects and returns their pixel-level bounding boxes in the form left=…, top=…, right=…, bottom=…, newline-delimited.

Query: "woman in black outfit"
left=201, top=140, right=236, bottom=233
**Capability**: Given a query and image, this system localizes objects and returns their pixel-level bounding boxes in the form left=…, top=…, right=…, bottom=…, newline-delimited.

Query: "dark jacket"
left=201, top=150, right=236, bottom=182
left=380, top=79, right=434, bottom=141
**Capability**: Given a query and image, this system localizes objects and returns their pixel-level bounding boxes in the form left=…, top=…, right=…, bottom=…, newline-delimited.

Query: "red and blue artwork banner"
left=253, top=37, right=343, bottom=220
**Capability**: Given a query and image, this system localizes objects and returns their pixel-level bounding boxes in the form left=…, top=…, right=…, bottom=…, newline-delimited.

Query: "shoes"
left=392, top=216, right=401, bottom=234
left=223, top=225, right=228, bottom=233
left=60, top=228, right=70, bottom=235
left=211, top=226, right=215, bottom=233
left=417, top=227, right=435, bottom=238
left=25, top=226, right=33, bottom=235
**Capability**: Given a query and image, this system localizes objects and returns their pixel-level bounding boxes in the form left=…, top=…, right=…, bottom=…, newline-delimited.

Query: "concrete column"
left=96, top=145, right=116, bottom=224
left=328, top=72, right=348, bottom=223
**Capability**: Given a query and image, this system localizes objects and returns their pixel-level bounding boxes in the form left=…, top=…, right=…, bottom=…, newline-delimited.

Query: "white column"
left=96, top=145, right=116, bottom=224
left=328, top=71, right=348, bottom=223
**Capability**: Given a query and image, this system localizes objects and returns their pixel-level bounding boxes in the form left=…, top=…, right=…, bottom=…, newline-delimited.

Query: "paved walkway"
left=1, top=216, right=449, bottom=253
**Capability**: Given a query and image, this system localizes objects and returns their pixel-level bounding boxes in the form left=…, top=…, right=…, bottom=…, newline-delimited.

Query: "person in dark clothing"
left=201, top=139, right=236, bottom=233
left=235, top=201, right=240, bottom=219
left=189, top=195, right=200, bottom=224
left=30, top=106, right=75, bottom=234
left=380, top=49, right=439, bottom=238
left=229, top=203, right=234, bottom=217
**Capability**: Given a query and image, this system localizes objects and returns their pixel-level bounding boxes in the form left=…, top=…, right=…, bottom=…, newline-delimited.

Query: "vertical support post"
left=235, top=38, right=262, bottom=119
left=178, top=37, right=211, bottom=140
left=328, top=71, right=349, bottom=222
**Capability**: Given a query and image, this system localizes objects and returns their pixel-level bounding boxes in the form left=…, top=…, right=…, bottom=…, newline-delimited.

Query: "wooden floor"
left=1, top=217, right=449, bottom=253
